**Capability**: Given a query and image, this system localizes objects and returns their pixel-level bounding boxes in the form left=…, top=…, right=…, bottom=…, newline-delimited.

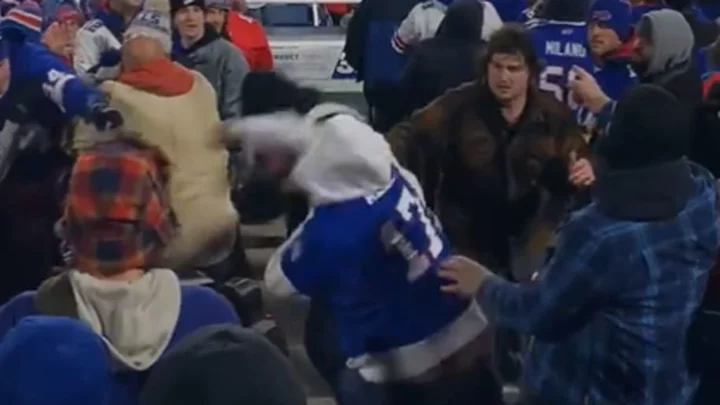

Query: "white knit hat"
left=124, top=9, right=172, bottom=54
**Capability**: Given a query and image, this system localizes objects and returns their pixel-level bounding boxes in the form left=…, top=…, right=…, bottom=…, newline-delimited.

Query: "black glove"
left=88, top=105, right=123, bottom=131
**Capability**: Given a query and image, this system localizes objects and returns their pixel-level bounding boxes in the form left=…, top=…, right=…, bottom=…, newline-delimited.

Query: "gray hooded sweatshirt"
left=637, top=9, right=694, bottom=79
left=176, top=26, right=250, bottom=119
left=69, top=269, right=181, bottom=371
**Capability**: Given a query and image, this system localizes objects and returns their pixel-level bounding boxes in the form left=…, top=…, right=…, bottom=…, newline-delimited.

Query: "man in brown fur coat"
left=387, top=24, right=594, bottom=282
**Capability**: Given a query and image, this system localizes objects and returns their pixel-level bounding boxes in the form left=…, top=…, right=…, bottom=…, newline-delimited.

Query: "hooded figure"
left=222, top=103, right=501, bottom=405
left=395, top=0, right=492, bottom=119
left=141, top=325, right=306, bottom=405
left=635, top=9, right=694, bottom=81
left=444, top=83, right=719, bottom=405
left=633, top=10, right=701, bottom=134
left=0, top=138, right=239, bottom=404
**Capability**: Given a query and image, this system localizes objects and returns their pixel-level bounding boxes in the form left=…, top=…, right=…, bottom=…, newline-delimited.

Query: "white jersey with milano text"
left=73, top=19, right=122, bottom=83
left=391, top=0, right=503, bottom=55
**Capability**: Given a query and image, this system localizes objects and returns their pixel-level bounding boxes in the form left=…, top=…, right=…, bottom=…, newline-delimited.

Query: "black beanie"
left=140, top=325, right=307, bottom=405
left=170, top=0, right=206, bottom=15
left=597, top=84, right=690, bottom=170
left=241, top=71, right=321, bottom=116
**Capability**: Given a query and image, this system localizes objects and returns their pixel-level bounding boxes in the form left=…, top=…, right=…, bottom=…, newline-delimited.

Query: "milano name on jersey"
left=527, top=19, right=593, bottom=114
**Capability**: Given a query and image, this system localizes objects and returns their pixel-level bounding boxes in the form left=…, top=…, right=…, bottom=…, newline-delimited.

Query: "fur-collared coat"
left=387, top=81, right=590, bottom=280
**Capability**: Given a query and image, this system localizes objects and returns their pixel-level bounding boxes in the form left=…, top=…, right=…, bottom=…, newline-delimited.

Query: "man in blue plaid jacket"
left=439, top=84, right=720, bottom=405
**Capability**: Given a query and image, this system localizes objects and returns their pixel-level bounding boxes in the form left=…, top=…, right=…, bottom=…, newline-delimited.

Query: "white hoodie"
left=68, top=269, right=181, bottom=371
left=224, top=103, right=424, bottom=206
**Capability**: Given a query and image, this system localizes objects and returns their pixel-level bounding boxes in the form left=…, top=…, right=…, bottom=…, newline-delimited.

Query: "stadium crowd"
left=0, top=0, right=719, bottom=404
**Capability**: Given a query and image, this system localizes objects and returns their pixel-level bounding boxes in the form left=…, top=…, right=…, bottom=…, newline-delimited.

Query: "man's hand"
left=438, top=256, right=494, bottom=299
left=568, top=150, right=595, bottom=187
left=42, top=22, right=74, bottom=58
left=568, top=65, right=611, bottom=114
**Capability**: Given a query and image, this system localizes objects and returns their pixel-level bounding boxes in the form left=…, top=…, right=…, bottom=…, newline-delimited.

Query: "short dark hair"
left=479, top=23, right=541, bottom=79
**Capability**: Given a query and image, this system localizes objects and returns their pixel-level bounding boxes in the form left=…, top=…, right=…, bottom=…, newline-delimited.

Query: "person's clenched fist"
left=568, top=65, right=611, bottom=114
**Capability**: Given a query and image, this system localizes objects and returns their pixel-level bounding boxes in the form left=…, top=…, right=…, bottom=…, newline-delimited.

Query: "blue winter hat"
left=588, top=0, right=633, bottom=41
left=0, top=316, right=112, bottom=405
left=0, top=0, right=42, bottom=42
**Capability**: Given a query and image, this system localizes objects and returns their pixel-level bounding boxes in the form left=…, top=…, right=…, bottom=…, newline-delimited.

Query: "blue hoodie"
left=0, top=283, right=240, bottom=405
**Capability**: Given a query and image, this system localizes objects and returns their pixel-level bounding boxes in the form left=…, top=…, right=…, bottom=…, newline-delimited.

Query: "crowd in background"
left=0, top=0, right=719, bottom=405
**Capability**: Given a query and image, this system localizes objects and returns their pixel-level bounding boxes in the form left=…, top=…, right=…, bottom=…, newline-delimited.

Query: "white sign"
left=270, top=39, right=360, bottom=92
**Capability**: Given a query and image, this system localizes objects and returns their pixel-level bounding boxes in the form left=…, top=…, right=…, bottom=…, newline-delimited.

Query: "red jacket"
left=225, top=12, right=273, bottom=72
left=703, top=71, right=720, bottom=98
left=325, top=3, right=351, bottom=15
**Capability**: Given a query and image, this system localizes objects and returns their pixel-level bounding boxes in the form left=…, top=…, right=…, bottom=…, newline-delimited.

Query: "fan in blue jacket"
left=0, top=2, right=122, bottom=130
left=0, top=1, right=122, bottom=181
left=579, top=0, right=636, bottom=129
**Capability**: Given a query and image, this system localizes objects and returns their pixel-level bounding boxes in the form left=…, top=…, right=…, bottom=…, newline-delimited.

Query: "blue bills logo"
left=332, top=52, right=356, bottom=80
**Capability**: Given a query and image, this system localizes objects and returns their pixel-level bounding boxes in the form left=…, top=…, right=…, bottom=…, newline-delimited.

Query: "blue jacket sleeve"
left=265, top=210, right=337, bottom=298
left=476, top=216, right=607, bottom=339
left=26, top=45, right=104, bottom=119
left=595, top=100, right=617, bottom=136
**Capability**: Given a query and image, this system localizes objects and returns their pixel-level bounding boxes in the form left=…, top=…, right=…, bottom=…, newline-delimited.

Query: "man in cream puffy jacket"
left=74, top=9, right=239, bottom=276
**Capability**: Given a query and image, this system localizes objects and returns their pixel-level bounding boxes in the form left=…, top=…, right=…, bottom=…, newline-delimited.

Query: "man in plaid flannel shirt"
left=440, top=85, right=720, bottom=404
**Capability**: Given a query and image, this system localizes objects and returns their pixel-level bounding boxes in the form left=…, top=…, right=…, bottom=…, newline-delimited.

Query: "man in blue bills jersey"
left=222, top=102, right=501, bottom=405
left=578, top=0, right=636, bottom=131
left=526, top=0, right=593, bottom=114
left=0, top=1, right=122, bottom=181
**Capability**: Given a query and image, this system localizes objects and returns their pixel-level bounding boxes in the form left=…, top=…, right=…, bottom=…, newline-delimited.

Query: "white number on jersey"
left=41, top=69, right=74, bottom=111
left=381, top=185, right=444, bottom=282
left=539, top=65, right=578, bottom=110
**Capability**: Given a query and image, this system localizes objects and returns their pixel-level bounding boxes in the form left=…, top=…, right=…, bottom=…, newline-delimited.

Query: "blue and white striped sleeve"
left=392, top=5, right=421, bottom=54
left=29, top=48, right=104, bottom=120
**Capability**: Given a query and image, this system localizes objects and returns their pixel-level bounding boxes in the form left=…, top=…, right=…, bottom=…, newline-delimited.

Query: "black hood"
left=540, top=0, right=590, bottom=21
left=435, top=0, right=485, bottom=41
left=140, top=325, right=306, bottom=405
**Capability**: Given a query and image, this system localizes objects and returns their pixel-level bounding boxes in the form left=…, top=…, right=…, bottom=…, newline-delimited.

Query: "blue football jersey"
left=527, top=19, right=593, bottom=113
left=269, top=167, right=487, bottom=381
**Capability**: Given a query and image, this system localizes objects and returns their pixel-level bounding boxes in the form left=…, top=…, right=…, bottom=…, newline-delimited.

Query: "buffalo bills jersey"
left=1, top=40, right=101, bottom=131
left=527, top=19, right=593, bottom=114
left=266, top=167, right=488, bottom=382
